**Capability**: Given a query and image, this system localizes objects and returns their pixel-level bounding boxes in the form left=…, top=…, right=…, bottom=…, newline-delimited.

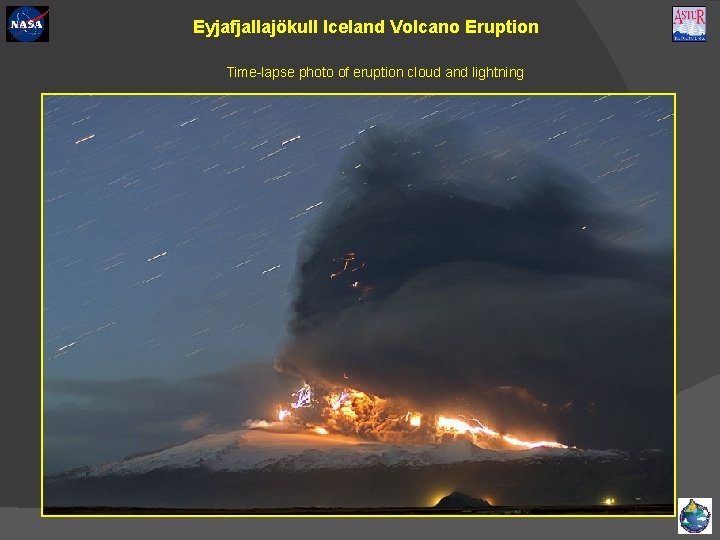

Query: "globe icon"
left=8, top=6, right=47, bottom=42
left=680, top=499, right=711, bottom=533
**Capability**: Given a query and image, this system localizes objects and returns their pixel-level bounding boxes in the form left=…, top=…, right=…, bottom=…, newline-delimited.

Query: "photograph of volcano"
left=42, top=95, right=674, bottom=515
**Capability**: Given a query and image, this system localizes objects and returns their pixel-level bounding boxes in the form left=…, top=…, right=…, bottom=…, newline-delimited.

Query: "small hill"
left=435, top=491, right=491, bottom=508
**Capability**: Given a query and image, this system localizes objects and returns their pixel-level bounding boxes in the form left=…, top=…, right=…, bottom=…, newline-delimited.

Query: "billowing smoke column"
left=276, top=123, right=673, bottom=451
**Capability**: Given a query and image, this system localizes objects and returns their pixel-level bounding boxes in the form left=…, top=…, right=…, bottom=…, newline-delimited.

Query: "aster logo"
left=673, top=6, right=706, bottom=42
left=6, top=6, right=49, bottom=42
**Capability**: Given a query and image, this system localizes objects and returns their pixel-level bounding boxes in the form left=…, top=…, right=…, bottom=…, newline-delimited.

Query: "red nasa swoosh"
left=31, top=9, right=49, bottom=23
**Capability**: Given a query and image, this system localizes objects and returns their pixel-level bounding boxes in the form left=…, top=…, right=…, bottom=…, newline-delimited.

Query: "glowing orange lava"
left=436, top=415, right=568, bottom=449
left=405, top=412, right=422, bottom=427
left=274, top=383, right=568, bottom=450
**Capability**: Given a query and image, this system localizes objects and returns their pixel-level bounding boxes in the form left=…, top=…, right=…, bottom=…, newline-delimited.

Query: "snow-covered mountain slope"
left=75, top=428, right=625, bottom=477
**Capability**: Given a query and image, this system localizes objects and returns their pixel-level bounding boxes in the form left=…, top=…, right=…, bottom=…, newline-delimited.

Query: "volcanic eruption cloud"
left=275, top=123, right=673, bottom=452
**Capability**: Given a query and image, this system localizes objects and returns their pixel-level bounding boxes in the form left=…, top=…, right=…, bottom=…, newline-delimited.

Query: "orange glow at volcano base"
left=437, top=416, right=568, bottom=449
left=268, top=383, right=569, bottom=451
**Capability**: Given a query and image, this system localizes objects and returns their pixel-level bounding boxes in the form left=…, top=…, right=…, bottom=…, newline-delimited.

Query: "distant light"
left=604, top=497, right=616, bottom=505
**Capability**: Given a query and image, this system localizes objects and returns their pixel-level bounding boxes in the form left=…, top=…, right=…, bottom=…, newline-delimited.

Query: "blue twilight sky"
left=43, top=95, right=673, bottom=471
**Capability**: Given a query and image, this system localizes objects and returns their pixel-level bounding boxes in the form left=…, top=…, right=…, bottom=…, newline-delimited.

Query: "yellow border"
left=40, top=92, right=46, bottom=518
left=40, top=92, right=677, bottom=519
left=673, top=95, right=678, bottom=517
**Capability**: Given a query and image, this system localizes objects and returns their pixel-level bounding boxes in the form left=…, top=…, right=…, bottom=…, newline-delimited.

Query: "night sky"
left=43, top=96, right=673, bottom=473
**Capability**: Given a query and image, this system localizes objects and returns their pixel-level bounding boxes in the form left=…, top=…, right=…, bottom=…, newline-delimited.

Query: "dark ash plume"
left=276, top=123, right=673, bottom=451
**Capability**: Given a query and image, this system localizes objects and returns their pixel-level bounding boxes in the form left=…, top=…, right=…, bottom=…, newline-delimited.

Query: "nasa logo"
left=6, top=6, right=49, bottom=42
left=672, top=6, right=706, bottom=42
